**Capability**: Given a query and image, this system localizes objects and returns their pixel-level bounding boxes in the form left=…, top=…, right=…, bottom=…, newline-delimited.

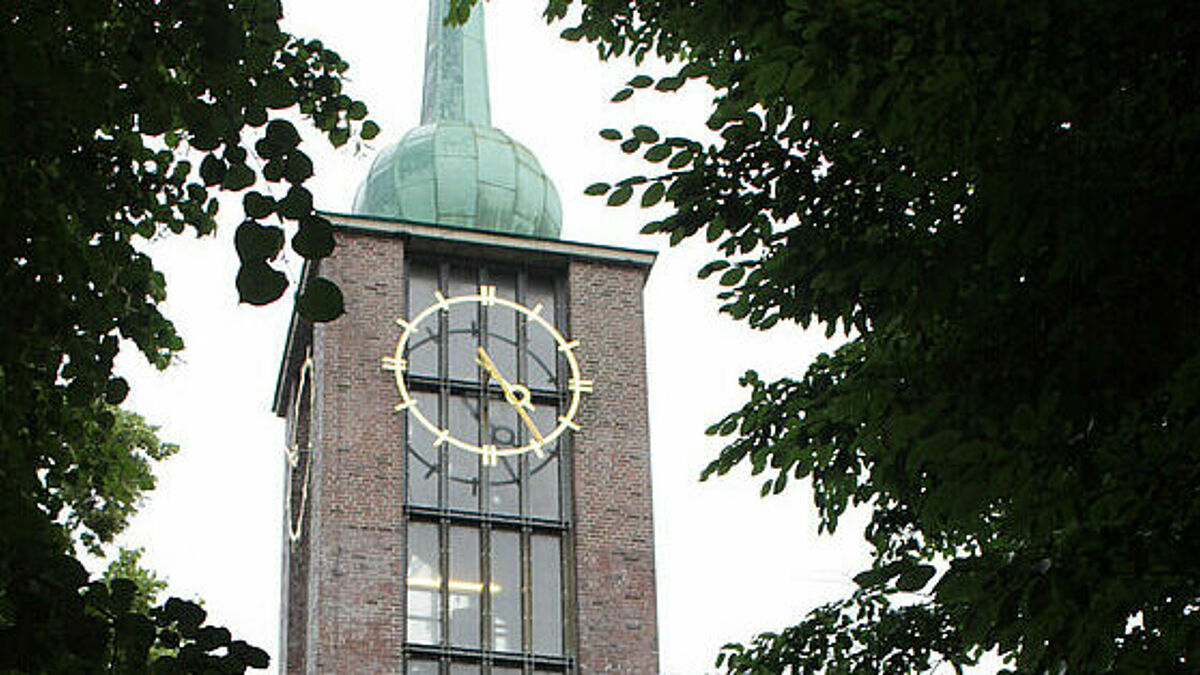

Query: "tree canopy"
left=1, top=0, right=372, bottom=670
left=525, top=0, right=1199, bottom=671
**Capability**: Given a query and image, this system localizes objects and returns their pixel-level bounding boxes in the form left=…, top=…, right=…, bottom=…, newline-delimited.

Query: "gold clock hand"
left=476, top=347, right=545, bottom=445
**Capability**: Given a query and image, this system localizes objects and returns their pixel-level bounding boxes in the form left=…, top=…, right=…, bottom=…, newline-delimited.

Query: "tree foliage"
left=522, top=0, right=1199, bottom=671
left=1, top=0, right=373, bottom=670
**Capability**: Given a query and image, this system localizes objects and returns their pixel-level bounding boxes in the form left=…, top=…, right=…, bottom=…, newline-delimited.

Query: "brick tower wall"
left=568, top=259, right=659, bottom=674
left=279, top=222, right=658, bottom=673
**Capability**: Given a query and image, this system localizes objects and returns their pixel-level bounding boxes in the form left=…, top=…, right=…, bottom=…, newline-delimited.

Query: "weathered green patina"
left=352, top=0, right=562, bottom=238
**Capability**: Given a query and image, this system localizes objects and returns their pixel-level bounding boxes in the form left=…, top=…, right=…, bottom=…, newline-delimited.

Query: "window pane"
left=527, top=405, right=559, bottom=521
left=407, top=390, right=440, bottom=508
left=493, top=667, right=523, bottom=675
left=531, top=535, right=563, bottom=655
left=406, top=658, right=438, bottom=675
left=487, top=401, right=519, bottom=515
left=490, top=530, right=522, bottom=652
left=448, top=267, right=479, bottom=382
left=449, top=526, right=482, bottom=647
left=487, top=272, right=519, bottom=382
left=406, top=522, right=440, bottom=645
left=448, top=394, right=481, bottom=511
left=449, top=664, right=481, bottom=675
left=524, top=276, right=557, bottom=391
left=407, top=263, right=441, bottom=378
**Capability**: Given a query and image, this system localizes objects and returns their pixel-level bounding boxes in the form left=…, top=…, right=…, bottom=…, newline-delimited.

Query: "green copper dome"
left=351, top=0, right=562, bottom=238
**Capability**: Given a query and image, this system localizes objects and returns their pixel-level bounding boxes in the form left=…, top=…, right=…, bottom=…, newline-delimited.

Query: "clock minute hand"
left=475, top=347, right=545, bottom=446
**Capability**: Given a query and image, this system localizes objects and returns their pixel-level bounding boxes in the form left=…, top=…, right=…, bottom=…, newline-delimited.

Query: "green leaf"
left=256, top=75, right=297, bottom=109
left=236, top=260, right=288, bottom=306
left=668, top=150, right=694, bottom=169
left=199, top=154, right=226, bottom=186
left=611, top=87, right=634, bottom=102
left=222, top=163, right=255, bottom=191
left=620, top=138, right=642, bottom=154
left=284, top=152, right=314, bottom=183
left=263, top=158, right=285, bottom=183
left=644, top=144, right=672, bottom=162
left=260, top=119, right=301, bottom=158
left=234, top=220, right=285, bottom=262
left=599, top=128, right=622, bottom=140
left=719, top=267, right=746, bottom=286
left=853, top=565, right=899, bottom=588
left=242, top=191, right=275, bottom=219
left=361, top=120, right=380, bottom=140
left=584, top=182, right=611, bottom=196
left=276, top=186, right=314, bottom=219
left=292, top=215, right=336, bottom=259
left=607, top=185, right=633, bottom=206
left=161, top=598, right=207, bottom=634
left=895, top=564, right=937, bottom=592
left=640, top=182, right=666, bottom=207
left=655, top=76, right=685, bottom=92
left=104, top=377, right=129, bottom=405
left=705, top=217, right=724, bottom=242
left=632, top=125, right=659, bottom=143
left=228, top=641, right=270, bottom=669
left=347, top=100, right=368, bottom=121
left=697, top=260, right=730, bottom=279
left=628, top=75, right=654, bottom=88
left=296, top=277, right=345, bottom=322
left=194, top=625, right=232, bottom=651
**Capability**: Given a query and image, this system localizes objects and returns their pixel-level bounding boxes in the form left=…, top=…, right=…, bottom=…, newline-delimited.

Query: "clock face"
left=285, top=354, right=315, bottom=542
left=383, top=284, right=590, bottom=466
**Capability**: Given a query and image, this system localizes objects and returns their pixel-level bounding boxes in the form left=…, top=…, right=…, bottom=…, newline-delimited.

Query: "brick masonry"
left=568, top=259, right=659, bottom=674
left=279, top=224, right=658, bottom=673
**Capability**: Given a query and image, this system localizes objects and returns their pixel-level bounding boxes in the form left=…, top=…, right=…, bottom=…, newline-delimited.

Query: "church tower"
left=274, top=2, right=659, bottom=672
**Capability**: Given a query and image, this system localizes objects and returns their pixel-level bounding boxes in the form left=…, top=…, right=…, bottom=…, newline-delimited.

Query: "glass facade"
left=404, top=260, right=571, bottom=674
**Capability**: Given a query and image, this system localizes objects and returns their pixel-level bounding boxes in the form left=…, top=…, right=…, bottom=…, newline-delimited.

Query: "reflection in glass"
left=488, top=402, right=520, bottom=515
left=524, top=276, right=557, bottom=391
left=406, top=658, right=438, bottom=675
left=488, top=272, right=519, bottom=381
left=449, top=526, right=481, bottom=647
left=406, top=522, right=440, bottom=644
left=407, top=264, right=440, bottom=378
left=531, top=535, right=563, bottom=655
left=490, top=530, right=522, bottom=652
left=528, top=405, right=560, bottom=520
left=448, top=268, right=478, bottom=382
left=448, top=394, right=480, bottom=510
left=407, top=390, right=440, bottom=508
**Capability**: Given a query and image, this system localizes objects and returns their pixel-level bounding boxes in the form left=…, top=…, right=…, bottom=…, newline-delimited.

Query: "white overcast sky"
left=113, top=2, right=876, bottom=673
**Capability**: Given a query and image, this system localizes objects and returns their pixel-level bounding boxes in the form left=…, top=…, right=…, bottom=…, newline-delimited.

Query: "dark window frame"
left=403, top=257, right=575, bottom=675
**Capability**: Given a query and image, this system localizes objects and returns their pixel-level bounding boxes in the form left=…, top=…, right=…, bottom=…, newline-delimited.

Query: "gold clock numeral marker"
left=480, top=444, right=499, bottom=467
left=559, top=415, right=581, bottom=431
left=381, top=356, right=406, bottom=372
left=394, top=398, right=417, bottom=412
left=395, top=317, right=412, bottom=331
left=433, top=429, right=450, bottom=447
left=530, top=302, right=544, bottom=316
left=531, top=441, right=546, bottom=459
left=568, top=377, right=595, bottom=394
left=478, top=284, right=497, bottom=306
left=559, top=339, right=580, bottom=353
left=433, top=290, right=449, bottom=311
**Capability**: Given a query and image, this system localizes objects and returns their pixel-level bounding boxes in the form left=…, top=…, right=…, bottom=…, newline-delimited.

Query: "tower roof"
left=351, top=0, right=563, bottom=238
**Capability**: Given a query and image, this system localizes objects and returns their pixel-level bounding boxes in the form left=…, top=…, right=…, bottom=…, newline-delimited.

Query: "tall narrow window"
left=404, top=260, right=571, bottom=675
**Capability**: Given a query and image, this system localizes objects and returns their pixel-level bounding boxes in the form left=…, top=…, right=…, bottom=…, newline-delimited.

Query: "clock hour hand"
left=475, top=347, right=545, bottom=446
